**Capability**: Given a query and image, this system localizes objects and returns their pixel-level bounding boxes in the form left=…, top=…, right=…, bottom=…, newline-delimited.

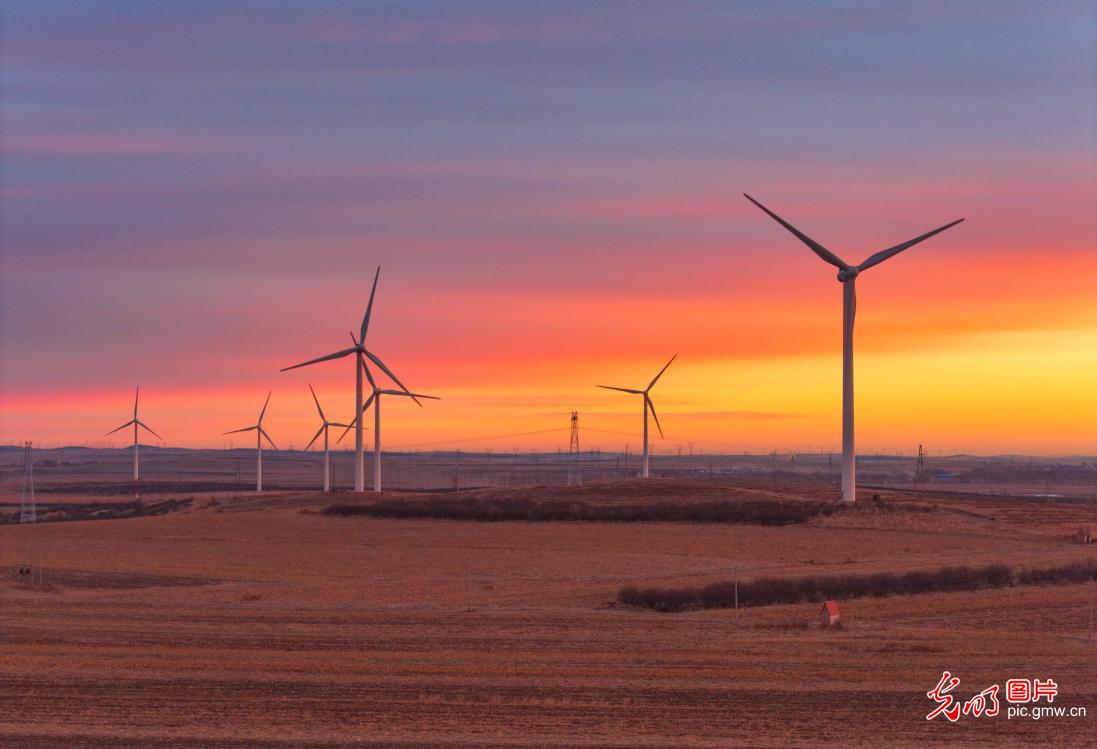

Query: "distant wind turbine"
left=303, top=384, right=351, bottom=493
left=744, top=193, right=963, bottom=502
left=105, top=386, right=161, bottom=481
left=339, top=357, right=439, bottom=493
left=598, top=355, right=676, bottom=479
left=223, top=392, right=278, bottom=492
left=281, top=267, right=418, bottom=492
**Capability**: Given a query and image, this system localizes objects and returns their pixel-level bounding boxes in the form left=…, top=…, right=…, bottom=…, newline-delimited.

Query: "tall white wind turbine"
left=744, top=193, right=963, bottom=502
left=598, top=355, right=676, bottom=479
left=339, top=357, right=438, bottom=493
left=106, top=387, right=162, bottom=481
left=303, top=384, right=351, bottom=493
left=281, top=267, right=418, bottom=492
left=223, top=391, right=278, bottom=492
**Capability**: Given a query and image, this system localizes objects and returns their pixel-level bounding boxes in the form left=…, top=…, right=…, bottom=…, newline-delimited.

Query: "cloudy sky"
left=2, top=1, right=1094, bottom=454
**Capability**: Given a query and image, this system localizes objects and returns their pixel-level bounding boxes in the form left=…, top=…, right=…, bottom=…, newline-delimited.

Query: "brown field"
left=2, top=452, right=1096, bottom=747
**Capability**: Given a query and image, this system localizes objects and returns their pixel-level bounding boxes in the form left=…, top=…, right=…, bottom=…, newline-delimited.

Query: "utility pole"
left=20, top=441, right=36, bottom=523
left=915, top=444, right=927, bottom=490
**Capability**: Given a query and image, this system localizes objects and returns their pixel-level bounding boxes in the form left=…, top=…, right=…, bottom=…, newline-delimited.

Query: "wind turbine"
left=303, top=384, right=352, bottom=492
left=223, top=392, right=278, bottom=492
left=744, top=193, right=963, bottom=502
left=598, top=355, right=676, bottom=479
left=339, top=359, right=439, bottom=493
left=281, top=267, right=417, bottom=492
left=105, top=386, right=161, bottom=481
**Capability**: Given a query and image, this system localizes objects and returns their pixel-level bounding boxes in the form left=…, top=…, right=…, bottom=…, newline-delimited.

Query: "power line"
left=386, top=427, right=569, bottom=450
left=577, top=426, right=636, bottom=438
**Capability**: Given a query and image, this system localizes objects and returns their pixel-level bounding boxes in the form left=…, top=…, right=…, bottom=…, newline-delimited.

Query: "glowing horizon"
left=1, top=2, right=1094, bottom=456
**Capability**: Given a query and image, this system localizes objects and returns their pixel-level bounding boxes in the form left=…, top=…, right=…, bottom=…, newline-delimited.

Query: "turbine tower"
left=281, top=267, right=418, bottom=492
left=597, top=355, right=676, bottom=479
left=303, top=384, right=351, bottom=492
left=105, top=387, right=162, bottom=481
left=339, top=360, right=438, bottom=492
left=223, top=392, right=278, bottom=492
left=744, top=194, right=963, bottom=502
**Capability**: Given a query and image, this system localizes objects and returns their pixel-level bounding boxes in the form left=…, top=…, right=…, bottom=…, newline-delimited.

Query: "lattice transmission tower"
left=914, top=444, right=927, bottom=490
left=20, top=441, right=36, bottom=523
left=567, top=412, right=582, bottom=486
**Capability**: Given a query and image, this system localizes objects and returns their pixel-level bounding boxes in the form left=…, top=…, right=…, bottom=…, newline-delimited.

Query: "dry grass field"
left=2, top=462, right=1096, bottom=747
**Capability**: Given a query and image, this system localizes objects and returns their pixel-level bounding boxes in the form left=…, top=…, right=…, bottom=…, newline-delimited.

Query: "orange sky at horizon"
left=4, top=322, right=1095, bottom=457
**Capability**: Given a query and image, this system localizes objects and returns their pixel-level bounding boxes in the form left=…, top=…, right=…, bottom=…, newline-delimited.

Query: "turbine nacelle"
left=596, top=354, right=676, bottom=439
left=223, top=391, right=278, bottom=449
left=836, top=267, right=859, bottom=282
left=106, top=386, right=162, bottom=440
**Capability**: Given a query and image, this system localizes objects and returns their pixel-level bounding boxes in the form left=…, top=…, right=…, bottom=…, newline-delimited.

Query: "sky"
left=1, top=1, right=1095, bottom=456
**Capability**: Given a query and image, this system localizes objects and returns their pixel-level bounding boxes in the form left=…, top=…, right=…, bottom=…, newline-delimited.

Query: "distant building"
left=820, top=600, right=841, bottom=626
left=1077, top=527, right=1092, bottom=545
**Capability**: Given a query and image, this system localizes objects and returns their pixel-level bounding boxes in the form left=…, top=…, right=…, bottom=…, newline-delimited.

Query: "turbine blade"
left=337, top=417, right=355, bottom=444
left=259, top=427, right=278, bottom=451
left=106, top=419, right=136, bottom=436
left=597, top=385, right=643, bottom=394
left=360, top=266, right=381, bottom=342
left=308, top=383, right=326, bottom=421
left=304, top=424, right=325, bottom=452
left=361, top=356, right=377, bottom=389
left=381, top=390, right=440, bottom=399
left=137, top=421, right=162, bottom=440
left=646, top=354, right=677, bottom=391
left=223, top=426, right=257, bottom=435
left=134, top=386, right=139, bottom=418
left=856, top=218, right=965, bottom=272
left=258, top=391, right=272, bottom=424
left=646, top=394, right=665, bottom=439
left=360, top=391, right=377, bottom=413
left=363, top=350, right=420, bottom=405
left=281, top=347, right=357, bottom=372
left=328, top=422, right=352, bottom=429
left=743, top=193, right=849, bottom=270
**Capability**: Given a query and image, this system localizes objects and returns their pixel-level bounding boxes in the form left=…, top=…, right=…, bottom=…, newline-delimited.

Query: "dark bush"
left=618, top=559, right=1097, bottom=612
left=325, top=497, right=835, bottom=525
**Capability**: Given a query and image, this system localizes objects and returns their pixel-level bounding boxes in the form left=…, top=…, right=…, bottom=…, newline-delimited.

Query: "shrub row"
left=325, top=497, right=834, bottom=525
left=0, top=498, right=192, bottom=525
left=618, top=560, right=1097, bottom=613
